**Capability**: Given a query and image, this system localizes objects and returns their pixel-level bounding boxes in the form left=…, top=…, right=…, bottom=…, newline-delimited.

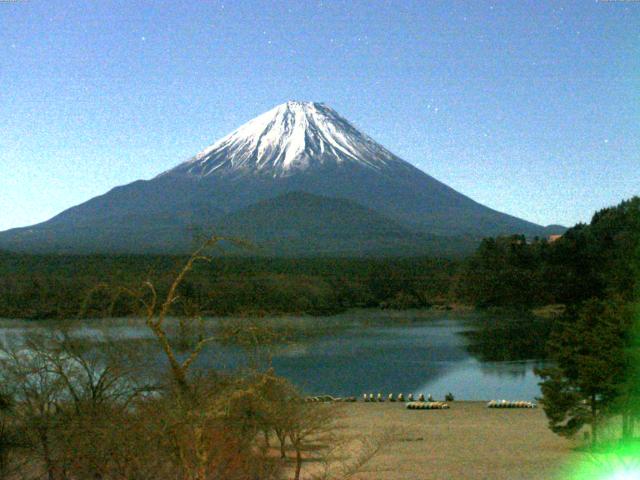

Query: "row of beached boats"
left=304, top=394, right=537, bottom=409
left=486, top=400, right=537, bottom=408
left=362, top=393, right=433, bottom=402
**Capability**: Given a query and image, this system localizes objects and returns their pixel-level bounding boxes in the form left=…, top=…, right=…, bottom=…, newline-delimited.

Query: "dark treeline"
left=2, top=197, right=639, bottom=321
left=0, top=254, right=458, bottom=319
left=458, top=196, right=640, bottom=309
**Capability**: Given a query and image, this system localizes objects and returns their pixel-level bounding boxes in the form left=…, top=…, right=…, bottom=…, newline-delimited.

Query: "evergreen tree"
left=536, top=298, right=632, bottom=445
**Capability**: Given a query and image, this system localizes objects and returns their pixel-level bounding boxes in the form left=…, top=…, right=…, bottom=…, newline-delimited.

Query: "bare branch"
left=180, top=336, right=216, bottom=372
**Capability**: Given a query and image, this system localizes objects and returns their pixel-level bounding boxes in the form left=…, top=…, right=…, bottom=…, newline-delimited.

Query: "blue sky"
left=1, top=0, right=638, bottom=231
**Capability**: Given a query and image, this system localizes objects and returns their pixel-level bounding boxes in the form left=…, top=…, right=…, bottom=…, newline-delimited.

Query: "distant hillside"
left=216, top=192, right=478, bottom=257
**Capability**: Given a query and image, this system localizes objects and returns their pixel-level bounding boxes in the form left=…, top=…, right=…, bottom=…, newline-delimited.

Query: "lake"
left=0, top=310, right=548, bottom=401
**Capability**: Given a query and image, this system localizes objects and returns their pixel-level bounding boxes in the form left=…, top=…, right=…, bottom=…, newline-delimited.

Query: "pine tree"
left=536, top=298, right=632, bottom=445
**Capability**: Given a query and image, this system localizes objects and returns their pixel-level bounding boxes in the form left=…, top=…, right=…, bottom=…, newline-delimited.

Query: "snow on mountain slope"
left=0, top=100, right=558, bottom=255
left=166, top=101, right=408, bottom=178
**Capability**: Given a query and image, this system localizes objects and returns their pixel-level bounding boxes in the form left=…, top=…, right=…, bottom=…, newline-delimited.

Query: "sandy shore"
left=324, top=401, right=584, bottom=480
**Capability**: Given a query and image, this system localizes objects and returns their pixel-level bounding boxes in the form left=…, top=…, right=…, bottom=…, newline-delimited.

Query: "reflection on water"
left=0, top=311, right=548, bottom=401
left=418, top=359, right=545, bottom=401
left=461, top=314, right=553, bottom=362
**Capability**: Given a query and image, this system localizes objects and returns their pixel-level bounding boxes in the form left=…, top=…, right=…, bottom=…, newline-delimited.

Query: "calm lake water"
left=0, top=310, right=547, bottom=401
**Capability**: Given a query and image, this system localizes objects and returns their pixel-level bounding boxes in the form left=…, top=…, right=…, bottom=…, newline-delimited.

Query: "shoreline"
left=323, top=401, right=582, bottom=480
left=1, top=303, right=563, bottom=323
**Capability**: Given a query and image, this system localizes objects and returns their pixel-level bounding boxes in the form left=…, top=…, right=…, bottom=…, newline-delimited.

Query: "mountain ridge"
left=0, top=101, right=563, bottom=256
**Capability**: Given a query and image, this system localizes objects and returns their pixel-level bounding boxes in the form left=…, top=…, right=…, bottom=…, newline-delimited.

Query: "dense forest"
left=459, top=196, right=640, bottom=308
left=0, top=254, right=458, bottom=319
left=0, top=196, right=638, bottom=320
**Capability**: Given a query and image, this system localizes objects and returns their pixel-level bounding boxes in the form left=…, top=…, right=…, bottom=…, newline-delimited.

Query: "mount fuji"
left=0, top=101, right=562, bottom=256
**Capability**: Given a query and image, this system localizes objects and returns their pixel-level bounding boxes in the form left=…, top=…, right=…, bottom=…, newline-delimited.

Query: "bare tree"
left=0, top=339, right=68, bottom=479
left=285, top=402, right=336, bottom=480
left=79, top=235, right=278, bottom=480
left=0, top=329, right=155, bottom=480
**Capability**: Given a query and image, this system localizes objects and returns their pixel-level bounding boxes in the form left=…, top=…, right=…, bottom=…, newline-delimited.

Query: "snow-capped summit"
left=0, top=100, right=557, bottom=255
left=167, top=101, right=406, bottom=178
